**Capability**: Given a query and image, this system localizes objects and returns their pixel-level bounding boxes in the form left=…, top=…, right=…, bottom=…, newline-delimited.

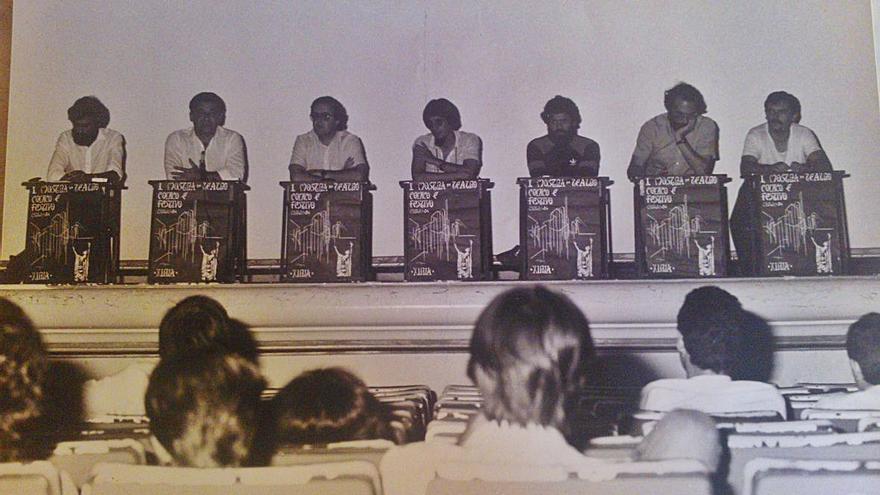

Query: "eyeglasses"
left=310, top=112, right=335, bottom=122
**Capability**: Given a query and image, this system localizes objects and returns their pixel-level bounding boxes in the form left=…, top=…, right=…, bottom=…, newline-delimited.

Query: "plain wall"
left=4, top=0, right=879, bottom=260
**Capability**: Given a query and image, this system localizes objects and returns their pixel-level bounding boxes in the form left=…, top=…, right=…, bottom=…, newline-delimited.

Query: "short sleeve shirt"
left=290, top=130, right=366, bottom=172
left=527, top=134, right=600, bottom=177
left=413, top=130, right=481, bottom=173
left=630, top=114, right=719, bottom=175
left=742, top=122, right=821, bottom=166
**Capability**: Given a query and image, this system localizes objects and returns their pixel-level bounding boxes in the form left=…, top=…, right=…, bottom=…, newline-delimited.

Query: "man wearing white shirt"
left=730, top=91, right=832, bottom=275
left=164, top=92, right=248, bottom=182
left=411, top=98, right=482, bottom=181
left=46, top=96, right=125, bottom=183
left=289, top=96, right=369, bottom=182
left=814, top=313, right=880, bottom=410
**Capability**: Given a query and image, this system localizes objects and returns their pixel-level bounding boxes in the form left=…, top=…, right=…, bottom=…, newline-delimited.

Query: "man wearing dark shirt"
left=527, top=96, right=600, bottom=177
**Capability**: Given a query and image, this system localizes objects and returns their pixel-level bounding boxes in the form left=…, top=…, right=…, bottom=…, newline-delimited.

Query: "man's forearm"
left=677, top=141, right=713, bottom=174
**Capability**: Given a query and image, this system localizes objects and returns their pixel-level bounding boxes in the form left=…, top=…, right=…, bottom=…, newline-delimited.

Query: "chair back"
left=50, top=438, right=146, bottom=488
left=0, top=460, right=65, bottom=495
left=744, top=458, right=880, bottom=495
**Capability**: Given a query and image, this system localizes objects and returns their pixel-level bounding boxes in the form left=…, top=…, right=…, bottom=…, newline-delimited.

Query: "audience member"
left=46, top=96, right=125, bottom=184
left=164, top=92, right=248, bottom=181
left=814, top=313, right=880, bottom=409
left=627, top=82, right=719, bottom=180
left=289, top=96, right=369, bottom=181
left=0, top=298, right=52, bottom=462
left=381, top=286, right=721, bottom=495
left=527, top=95, right=600, bottom=177
left=145, top=350, right=265, bottom=467
left=411, top=98, right=482, bottom=181
left=270, top=367, right=403, bottom=448
left=639, top=286, right=787, bottom=418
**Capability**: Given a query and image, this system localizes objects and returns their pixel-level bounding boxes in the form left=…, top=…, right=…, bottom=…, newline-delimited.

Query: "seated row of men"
left=46, top=83, right=832, bottom=187
left=2, top=285, right=878, bottom=493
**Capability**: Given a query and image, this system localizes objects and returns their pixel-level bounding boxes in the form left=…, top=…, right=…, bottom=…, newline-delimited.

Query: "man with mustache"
left=46, top=96, right=125, bottom=183
left=627, top=82, right=718, bottom=180
left=527, top=95, right=600, bottom=177
left=729, top=91, right=832, bottom=274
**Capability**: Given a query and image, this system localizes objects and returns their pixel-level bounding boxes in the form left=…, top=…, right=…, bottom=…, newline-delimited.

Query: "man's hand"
left=413, top=143, right=433, bottom=161
left=674, top=118, right=697, bottom=142
left=769, top=162, right=789, bottom=173
left=61, top=170, right=89, bottom=182
left=171, top=159, right=203, bottom=181
left=645, top=159, right=668, bottom=176
left=343, top=157, right=355, bottom=169
left=788, top=162, right=805, bottom=172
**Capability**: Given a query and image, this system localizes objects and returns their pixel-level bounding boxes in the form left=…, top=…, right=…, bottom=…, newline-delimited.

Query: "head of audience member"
left=310, top=96, right=348, bottom=141
left=189, top=92, right=226, bottom=142
left=158, top=296, right=258, bottom=364
left=676, top=286, right=745, bottom=378
left=846, top=312, right=880, bottom=390
left=764, top=91, right=802, bottom=133
left=68, top=96, right=110, bottom=147
left=467, top=286, right=596, bottom=436
left=540, top=95, right=582, bottom=145
left=270, top=367, right=401, bottom=448
left=663, top=82, right=707, bottom=130
left=145, top=350, right=265, bottom=467
left=0, top=298, right=50, bottom=462
left=421, top=98, right=462, bottom=145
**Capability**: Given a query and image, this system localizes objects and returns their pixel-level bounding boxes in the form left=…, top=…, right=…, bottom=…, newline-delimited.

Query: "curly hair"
left=0, top=298, right=49, bottom=462
left=846, top=313, right=880, bottom=385
left=677, top=286, right=744, bottom=375
left=68, top=96, right=110, bottom=128
left=271, top=367, right=398, bottom=447
left=146, top=350, right=265, bottom=467
left=467, top=286, right=596, bottom=436
left=540, top=95, right=582, bottom=128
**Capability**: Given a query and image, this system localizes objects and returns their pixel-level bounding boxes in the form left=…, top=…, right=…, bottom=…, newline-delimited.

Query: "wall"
left=4, top=1, right=879, bottom=260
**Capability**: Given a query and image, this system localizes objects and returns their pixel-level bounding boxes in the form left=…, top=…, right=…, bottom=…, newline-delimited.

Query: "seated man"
left=640, top=286, right=787, bottom=418
left=527, top=95, right=600, bottom=177
left=381, top=286, right=721, bottom=495
left=145, top=350, right=265, bottom=467
left=270, top=367, right=403, bottom=448
left=289, top=96, right=369, bottom=182
left=814, top=313, right=880, bottom=409
left=411, top=98, right=481, bottom=181
left=46, top=96, right=125, bottom=183
left=729, top=91, right=832, bottom=274
left=164, top=92, right=248, bottom=181
left=626, top=82, right=718, bottom=180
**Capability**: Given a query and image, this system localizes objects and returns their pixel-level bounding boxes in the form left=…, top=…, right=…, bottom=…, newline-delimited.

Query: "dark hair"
left=158, top=296, right=258, bottom=365
left=467, top=286, right=595, bottom=434
left=311, top=96, right=348, bottom=131
left=422, top=98, right=462, bottom=130
left=0, top=298, right=50, bottom=462
left=271, top=367, right=398, bottom=447
left=68, top=96, right=110, bottom=128
left=146, top=350, right=265, bottom=467
left=189, top=92, right=226, bottom=114
left=677, top=286, right=744, bottom=375
left=846, top=313, right=880, bottom=385
left=764, top=91, right=801, bottom=116
left=663, top=82, right=707, bottom=114
left=540, top=95, right=582, bottom=128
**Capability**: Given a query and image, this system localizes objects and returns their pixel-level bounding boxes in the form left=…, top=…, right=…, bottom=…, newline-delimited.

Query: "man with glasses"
left=626, top=82, right=719, bottom=180
left=289, top=96, right=369, bottom=182
left=411, top=98, right=481, bottom=181
left=527, top=95, right=600, bottom=177
left=164, top=92, right=248, bottom=182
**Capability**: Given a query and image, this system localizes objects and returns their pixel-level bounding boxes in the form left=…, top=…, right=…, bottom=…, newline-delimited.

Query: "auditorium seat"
left=743, top=458, right=880, bottom=495
left=50, top=438, right=146, bottom=488
left=801, top=408, right=880, bottom=432
left=81, top=460, right=381, bottom=495
left=858, top=416, right=880, bottom=432
left=425, top=459, right=712, bottom=495
left=271, top=440, right=393, bottom=468
left=0, top=460, right=74, bottom=495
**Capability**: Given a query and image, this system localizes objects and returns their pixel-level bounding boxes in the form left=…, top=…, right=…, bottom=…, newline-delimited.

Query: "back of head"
left=271, top=367, right=397, bottom=447
left=159, top=296, right=254, bottom=362
left=846, top=312, right=880, bottom=385
left=145, top=350, right=265, bottom=467
left=467, top=286, right=595, bottom=433
left=68, top=96, right=110, bottom=128
left=677, top=286, right=744, bottom=375
left=0, top=298, right=49, bottom=462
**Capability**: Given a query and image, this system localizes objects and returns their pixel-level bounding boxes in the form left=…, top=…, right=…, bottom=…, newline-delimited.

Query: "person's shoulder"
left=55, top=129, right=74, bottom=144
left=746, top=122, right=767, bottom=135
left=413, top=132, right=432, bottom=146
left=728, top=380, right=781, bottom=395
left=790, top=122, right=817, bottom=137
left=339, top=130, right=363, bottom=143
left=216, top=126, right=243, bottom=139
left=165, top=127, right=190, bottom=143
left=458, top=130, right=481, bottom=142
left=643, top=378, right=689, bottom=391
left=527, top=134, right=552, bottom=149
left=696, top=115, right=718, bottom=129
left=572, top=134, right=599, bottom=148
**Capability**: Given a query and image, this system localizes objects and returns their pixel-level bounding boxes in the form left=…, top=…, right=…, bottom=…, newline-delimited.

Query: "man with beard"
left=527, top=95, right=599, bottom=177
left=46, top=96, right=125, bottom=183
left=729, top=91, right=832, bottom=274
left=164, top=92, right=248, bottom=182
left=290, top=96, right=369, bottom=182
left=626, top=83, right=718, bottom=180
left=411, top=98, right=481, bottom=181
